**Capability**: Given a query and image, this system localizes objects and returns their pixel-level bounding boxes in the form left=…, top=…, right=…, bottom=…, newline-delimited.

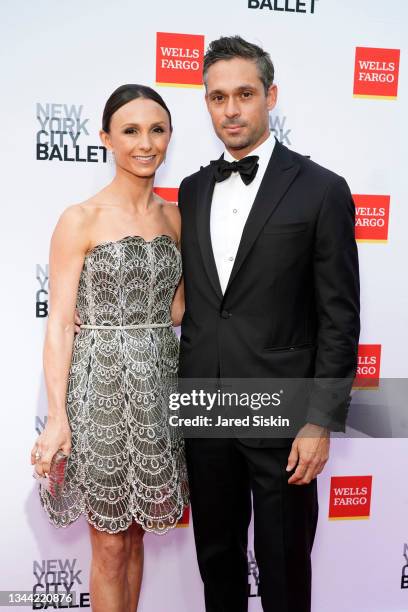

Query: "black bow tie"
left=211, top=155, right=259, bottom=185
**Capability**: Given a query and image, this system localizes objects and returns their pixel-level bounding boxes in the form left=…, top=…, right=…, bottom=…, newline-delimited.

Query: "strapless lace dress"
left=39, top=235, right=189, bottom=534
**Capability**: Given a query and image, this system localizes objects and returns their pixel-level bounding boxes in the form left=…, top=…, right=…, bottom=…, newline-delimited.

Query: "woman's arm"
left=160, top=200, right=185, bottom=327
left=31, top=205, right=90, bottom=476
left=171, top=277, right=185, bottom=327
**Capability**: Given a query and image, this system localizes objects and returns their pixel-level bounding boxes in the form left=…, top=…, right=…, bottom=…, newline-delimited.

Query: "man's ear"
left=266, top=84, right=278, bottom=112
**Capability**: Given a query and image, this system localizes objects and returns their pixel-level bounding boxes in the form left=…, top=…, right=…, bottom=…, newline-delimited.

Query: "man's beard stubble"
left=219, top=121, right=266, bottom=152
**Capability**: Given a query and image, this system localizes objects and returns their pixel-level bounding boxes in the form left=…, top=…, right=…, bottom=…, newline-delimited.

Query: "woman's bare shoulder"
left=52, top=200, right=99, bottom=252
left=61, top=191, right=114, bottom=221
left=57, top=200, right=98, bottom=228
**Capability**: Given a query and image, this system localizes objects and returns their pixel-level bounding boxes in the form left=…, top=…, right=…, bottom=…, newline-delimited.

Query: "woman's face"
left=101, top=97, right=171, bottom=178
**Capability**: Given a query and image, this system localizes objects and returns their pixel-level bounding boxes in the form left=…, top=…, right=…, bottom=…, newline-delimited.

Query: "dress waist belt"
left=80, top=322, right=173, bottom=330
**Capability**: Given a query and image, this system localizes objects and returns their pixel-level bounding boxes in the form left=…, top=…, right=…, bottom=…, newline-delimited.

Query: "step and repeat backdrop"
left=1, top=0, right=407, bottom=610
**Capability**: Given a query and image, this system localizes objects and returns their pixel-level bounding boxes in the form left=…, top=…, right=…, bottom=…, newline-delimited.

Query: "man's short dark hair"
left=203, top=35, right=274, bottom=94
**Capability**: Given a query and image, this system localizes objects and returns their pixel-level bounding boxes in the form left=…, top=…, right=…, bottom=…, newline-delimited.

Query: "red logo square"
left=353, top=47, right=400, bottom=99
left=177, top=505, right=190, bottom=528
left=153, top=187, right=179, bottom=203
left=353, top=344, right=382, bottom=389
left=156, top=32, right=204, bottom=87
left=354, top=194, right=390, bottom=242
left=329, top=476, right=373, bottom=520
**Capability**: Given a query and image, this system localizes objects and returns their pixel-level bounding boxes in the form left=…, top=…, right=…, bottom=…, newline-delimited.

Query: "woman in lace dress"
left=30, top=84, right=189, bottom=612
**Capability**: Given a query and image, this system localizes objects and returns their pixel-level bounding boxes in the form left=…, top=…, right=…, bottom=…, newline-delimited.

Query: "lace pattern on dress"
left=39, top=235, right=189, bottom=534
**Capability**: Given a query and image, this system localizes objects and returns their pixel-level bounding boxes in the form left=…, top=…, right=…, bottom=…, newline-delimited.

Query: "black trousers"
left=185, top=438, right=318, bottom=612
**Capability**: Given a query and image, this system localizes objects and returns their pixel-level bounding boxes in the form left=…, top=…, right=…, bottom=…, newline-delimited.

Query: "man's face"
left=205, top=57, right=277, bottom=158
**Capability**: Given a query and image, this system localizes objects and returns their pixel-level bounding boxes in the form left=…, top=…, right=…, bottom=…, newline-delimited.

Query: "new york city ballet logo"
left=36, top=264, right=48, bottom=318
left=353, top=344, right=382, bottom=390
left=35, top=413, right=47, bottom=435
left=36, top=103, right=108, bottom=163
left=401, top=544, right=408, bottom=589
left=32, top=557, right=90, bottom=609
left=269, top=115, right=292, bottom=145
left=353, top=47, right=400, bottom=100
left=354, top=194, right=390, bottom=242
left=156, top=32, right=204, bottom=87
left=329, top=476, right=373, bottom=520
left=247, top=0, right=318, bottom=13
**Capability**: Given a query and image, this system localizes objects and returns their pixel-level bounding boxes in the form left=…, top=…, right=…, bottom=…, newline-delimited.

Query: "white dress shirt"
left=210, top=134, right=276, bottom=294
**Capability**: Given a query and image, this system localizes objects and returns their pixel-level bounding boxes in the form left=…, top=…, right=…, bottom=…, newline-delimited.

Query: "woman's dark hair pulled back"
left=102, top=84, right=172, bottom=132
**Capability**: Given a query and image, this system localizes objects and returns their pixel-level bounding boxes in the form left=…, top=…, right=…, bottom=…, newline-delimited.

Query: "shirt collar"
left=224, top=132, right=275, bottom=164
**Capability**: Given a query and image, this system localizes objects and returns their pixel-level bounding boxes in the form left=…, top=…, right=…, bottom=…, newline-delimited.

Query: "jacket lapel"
left=223, top=140, right=300, bottom=296
left=196, top=164, right=223, bottom=301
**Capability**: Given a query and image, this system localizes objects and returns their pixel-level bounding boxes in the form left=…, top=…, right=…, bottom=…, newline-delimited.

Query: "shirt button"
left=228, top=256, right=234, bottom=262
left=233, top=208, right=238, bottom=214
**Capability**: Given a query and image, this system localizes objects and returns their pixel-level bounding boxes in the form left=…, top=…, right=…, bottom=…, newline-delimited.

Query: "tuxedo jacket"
left=178, top=139, right=360, bottom=446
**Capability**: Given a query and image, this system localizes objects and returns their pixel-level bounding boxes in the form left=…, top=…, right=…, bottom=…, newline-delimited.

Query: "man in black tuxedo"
left=178, top=36, right=360, bottom=612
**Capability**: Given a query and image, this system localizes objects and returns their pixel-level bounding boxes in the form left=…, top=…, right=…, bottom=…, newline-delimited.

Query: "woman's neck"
left=105, top=167, right=156, bottom=212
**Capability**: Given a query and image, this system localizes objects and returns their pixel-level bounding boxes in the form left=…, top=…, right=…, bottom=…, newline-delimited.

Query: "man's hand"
left=286, top=423, right=330, bottom=485
left=74, top=308, right=82, bottom=334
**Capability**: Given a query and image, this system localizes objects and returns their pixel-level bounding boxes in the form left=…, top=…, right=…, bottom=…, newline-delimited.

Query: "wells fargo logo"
left=353, top=344, right=381, bottom=389
left=329, top=476, right=373, bottom=520
left=153, top=187, right=179, bottom=202
left=156, top=32, right=204, bottom=87
left=353, top=47, right=400, bottom=99
left=353, top=194, right=390, bottom=242
left=177, top=506, right=190, bottom=528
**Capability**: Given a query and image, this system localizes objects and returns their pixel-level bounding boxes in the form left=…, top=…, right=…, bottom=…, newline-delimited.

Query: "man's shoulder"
left=284, top=143, right=345, bottom=188
left=181, top=163, right=212, bottom=188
